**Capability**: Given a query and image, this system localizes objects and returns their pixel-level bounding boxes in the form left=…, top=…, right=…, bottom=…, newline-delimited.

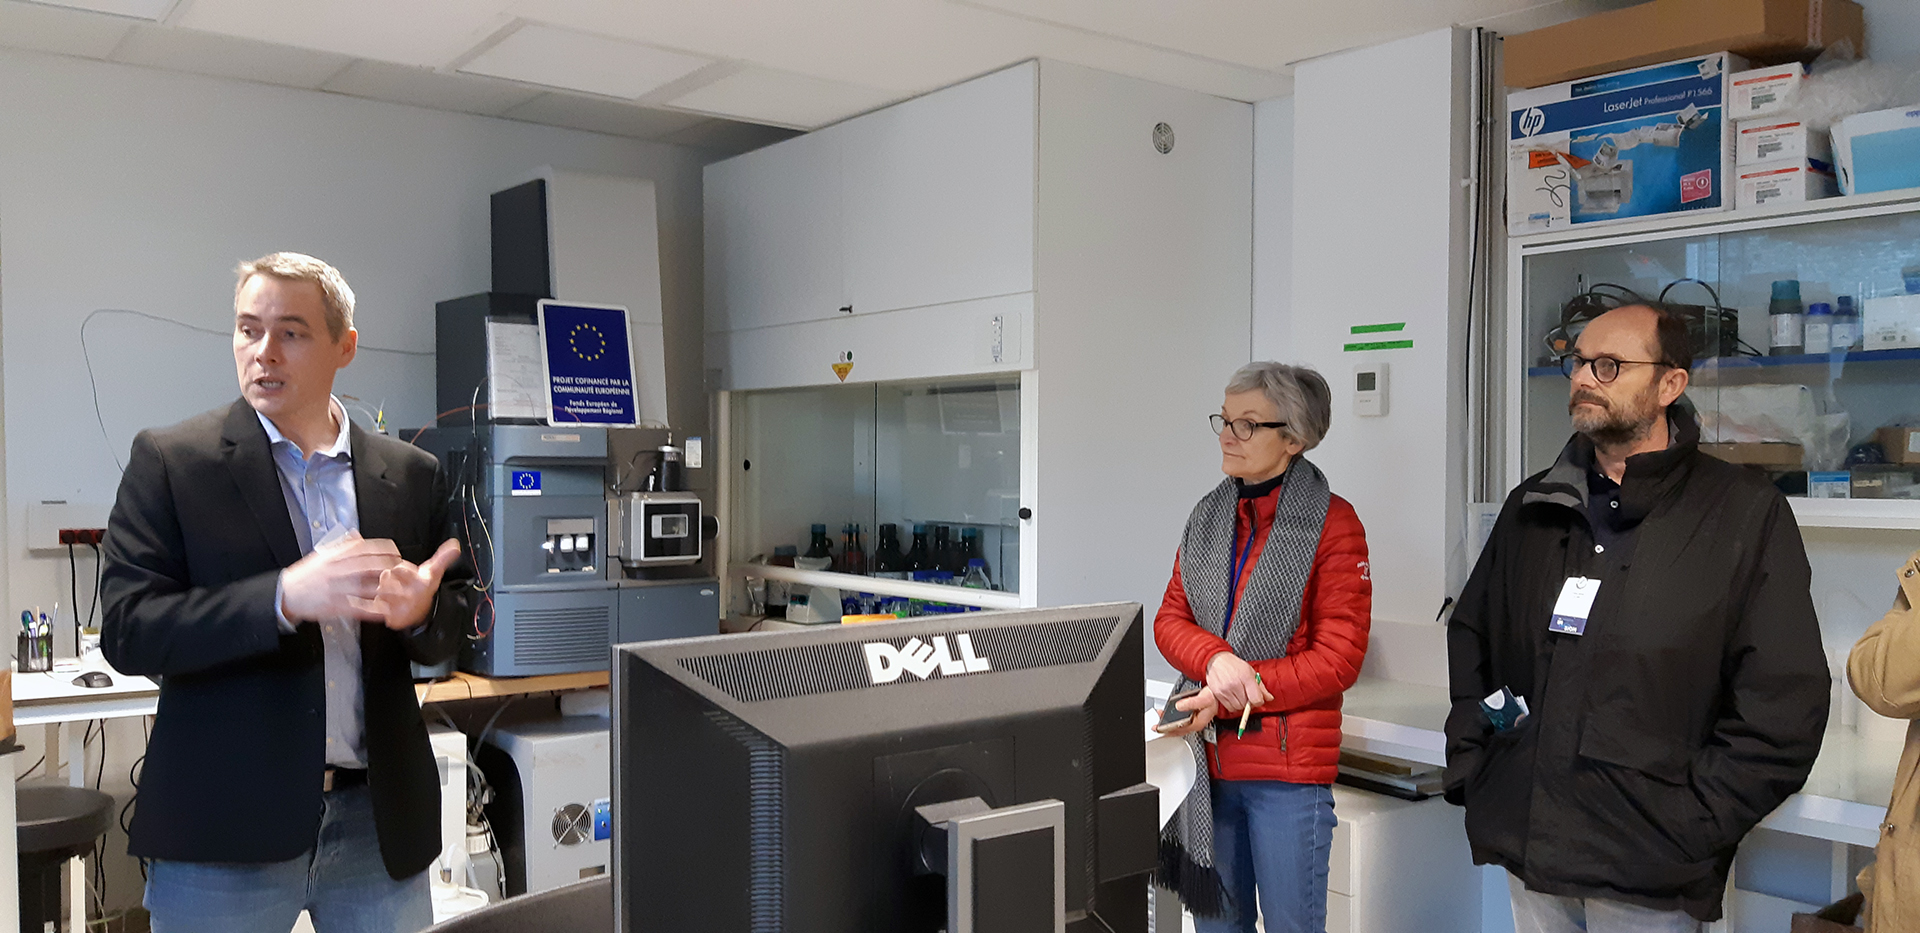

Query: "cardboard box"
left=1730, top=63, right=1806, bottom=120
left=1735, top=158, right=1838, bottom=208
left=1736, top=117, right=1831, bottom=165
left=1877, top=426, right=1920, bottom=464
left=1832, top=105, right=1920, bottom=195
left=1505, top=0, right=1865, bottom=90
left=1509, top=53, right=1736, bottom=235
left=1703, top=442, right=1805, bottom=466
left=1863, top=294, right=1920, bottom=351
left=1851, top=464, right=1919, bottom=499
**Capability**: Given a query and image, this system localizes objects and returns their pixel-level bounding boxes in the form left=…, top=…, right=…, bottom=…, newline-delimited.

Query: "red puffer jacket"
left=1154, top=487, right=1371, bottom=785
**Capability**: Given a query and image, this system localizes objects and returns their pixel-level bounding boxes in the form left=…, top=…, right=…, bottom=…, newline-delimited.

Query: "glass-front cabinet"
left=724, top=375, right=1025, bottom=619
left=1510, top=191, right=1920, bottom=528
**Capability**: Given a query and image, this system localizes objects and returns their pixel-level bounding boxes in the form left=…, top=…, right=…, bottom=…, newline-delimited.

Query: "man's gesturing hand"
left=280, top=533, right=404, bottom=623
left=358, top=539, right=464, bottom=631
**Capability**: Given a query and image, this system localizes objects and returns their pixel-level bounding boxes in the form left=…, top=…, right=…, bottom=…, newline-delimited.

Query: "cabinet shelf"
left=1525, top=347, right=1920, bottom=378
left=1787, top=497, right=1920, bottom=531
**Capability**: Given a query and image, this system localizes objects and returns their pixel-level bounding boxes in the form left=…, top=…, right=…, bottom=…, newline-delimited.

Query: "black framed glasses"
left=1559, top=353, right=1666, bottom=384
left=1210, top=414, right=1287, bottom=440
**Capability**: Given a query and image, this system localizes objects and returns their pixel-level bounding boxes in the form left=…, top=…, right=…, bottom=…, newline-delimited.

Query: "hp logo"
left=1518, top=107, right=1547, bottom=138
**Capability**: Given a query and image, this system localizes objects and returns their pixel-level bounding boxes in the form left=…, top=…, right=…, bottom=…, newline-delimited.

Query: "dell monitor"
left=612, top=602, right=1157, bottom=933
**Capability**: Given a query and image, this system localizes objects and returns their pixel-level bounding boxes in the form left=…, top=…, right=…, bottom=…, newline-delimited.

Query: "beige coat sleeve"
left=1849, top=551, right=1920, bottom=720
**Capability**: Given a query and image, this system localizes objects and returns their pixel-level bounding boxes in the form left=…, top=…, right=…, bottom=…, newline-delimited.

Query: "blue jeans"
left=144, top=784, right=432, bottom=933
left=1194, top=780, right=1336, bottom=933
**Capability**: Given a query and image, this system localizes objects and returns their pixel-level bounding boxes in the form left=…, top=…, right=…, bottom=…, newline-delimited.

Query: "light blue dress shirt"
left=261, top=397, right=366, bottom=769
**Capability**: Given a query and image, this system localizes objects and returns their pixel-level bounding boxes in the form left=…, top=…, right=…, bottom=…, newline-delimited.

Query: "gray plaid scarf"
left=1156, top=457, right=1331, bottom=918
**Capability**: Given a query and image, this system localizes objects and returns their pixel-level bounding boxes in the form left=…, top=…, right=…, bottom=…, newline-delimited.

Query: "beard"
left=1569, top=381, right=1663, bottom=447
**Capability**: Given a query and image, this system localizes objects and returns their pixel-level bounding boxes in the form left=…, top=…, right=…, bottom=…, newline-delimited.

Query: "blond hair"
left=233, top=252, right=355, bottom=341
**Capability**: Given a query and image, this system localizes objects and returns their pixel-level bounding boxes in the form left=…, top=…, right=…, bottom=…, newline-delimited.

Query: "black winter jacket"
left=1444, top=406, right=1829, bottom=921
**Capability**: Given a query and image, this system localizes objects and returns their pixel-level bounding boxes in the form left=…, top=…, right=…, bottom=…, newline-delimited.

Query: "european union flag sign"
left=538, top=300, right=639, bottom=427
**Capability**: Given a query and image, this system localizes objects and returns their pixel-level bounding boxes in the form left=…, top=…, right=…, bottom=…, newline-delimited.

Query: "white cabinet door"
left=841, top=62, right=1035, bottom=318
left=704, top=125, right=845, bottom=334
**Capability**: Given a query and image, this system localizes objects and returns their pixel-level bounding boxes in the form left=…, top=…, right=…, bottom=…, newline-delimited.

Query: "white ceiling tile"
left=0, top=0, right=135, bottom=57
left=459, top=22, right=715, bottom=100
left=502, top=92, right=712, bottom=139
left=111, top=24, right=354, bottom=89
left=663, top=66, right=902, bottom=129
left=16, top=0, right=174, bottom=21
left=321, top=60, right=543, bottom=116
left=175, top=0, right=514, bottom=68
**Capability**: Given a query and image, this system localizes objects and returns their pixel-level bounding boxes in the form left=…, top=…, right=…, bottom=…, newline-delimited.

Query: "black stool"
left=16, top=784, right=113, bottom=933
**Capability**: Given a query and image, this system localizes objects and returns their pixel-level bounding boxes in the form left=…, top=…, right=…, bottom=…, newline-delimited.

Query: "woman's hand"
left=1206, top=652, right=1273, bottom=713
left=1154, top=686, right=1221, bottom=737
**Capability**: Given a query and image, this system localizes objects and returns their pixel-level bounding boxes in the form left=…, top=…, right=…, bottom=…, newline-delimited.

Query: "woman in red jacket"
left=1154, top=362, right=1371, bottom=933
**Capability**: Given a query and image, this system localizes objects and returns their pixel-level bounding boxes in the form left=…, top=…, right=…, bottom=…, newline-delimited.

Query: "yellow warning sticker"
left=832, top=362, right=853, bottom=382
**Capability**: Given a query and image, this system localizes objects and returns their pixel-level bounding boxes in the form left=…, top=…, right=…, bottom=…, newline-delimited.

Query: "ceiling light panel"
left=460, top=23, right=714, bottom=100
left=18, top=0, right=174, bottom=21
left=664, top=67, right=900, bottom=129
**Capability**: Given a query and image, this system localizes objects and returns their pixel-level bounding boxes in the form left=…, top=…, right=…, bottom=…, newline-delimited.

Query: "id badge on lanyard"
left=1548, top=576, right=1601, bottom=636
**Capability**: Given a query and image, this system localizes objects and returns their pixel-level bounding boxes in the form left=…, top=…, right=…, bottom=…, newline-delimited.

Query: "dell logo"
left=1518, top=107, right=1546, bottom=138
left=863, top=635, right=992, bottom=684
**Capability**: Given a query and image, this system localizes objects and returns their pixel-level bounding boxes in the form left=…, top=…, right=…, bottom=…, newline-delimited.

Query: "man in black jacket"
left=101, top=252, right=473, bottom=933
left=1446, top=303, right=1828, bottom=930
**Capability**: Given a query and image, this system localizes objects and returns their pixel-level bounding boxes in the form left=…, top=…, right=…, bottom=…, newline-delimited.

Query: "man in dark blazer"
left=101, top=252, right=474, bottom=933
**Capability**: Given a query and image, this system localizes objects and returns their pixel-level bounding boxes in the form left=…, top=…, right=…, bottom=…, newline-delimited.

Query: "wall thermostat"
left=1353, top=362, right=1388, bottom=417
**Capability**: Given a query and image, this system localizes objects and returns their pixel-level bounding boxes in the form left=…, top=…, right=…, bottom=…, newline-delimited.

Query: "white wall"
left=0, top=47, right=714, bottom=913
left=1251, top=96, right=1293, bottom=361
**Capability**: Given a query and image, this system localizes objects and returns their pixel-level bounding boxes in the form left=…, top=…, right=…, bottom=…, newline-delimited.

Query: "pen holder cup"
left=16, top=631, right=52, bottom=673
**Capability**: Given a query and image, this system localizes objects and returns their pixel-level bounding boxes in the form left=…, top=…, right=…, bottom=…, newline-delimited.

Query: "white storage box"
left=1509, top=52, right=1740, bottom=235
left=1735, top=159, right=1838, bottom=209
left=1736, top=118, right=1831, bottom=166
left=1863, top=294, right=1920, bottom=351
left=1728, top=63, right=1805, bottom=120
left=1832, top=105, right=1920, bottom=195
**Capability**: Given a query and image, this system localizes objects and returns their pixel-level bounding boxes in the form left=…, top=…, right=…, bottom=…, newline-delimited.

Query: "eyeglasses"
left=1559, top=353, right=1667, bottom=384
left=1210, top=414, right=1288, bottom=440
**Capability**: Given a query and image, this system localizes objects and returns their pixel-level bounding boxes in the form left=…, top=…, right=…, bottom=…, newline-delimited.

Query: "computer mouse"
left=73, top=671, right=112, bottom=689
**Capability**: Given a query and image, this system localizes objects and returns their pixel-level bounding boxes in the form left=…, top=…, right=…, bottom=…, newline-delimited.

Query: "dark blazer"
left=101, top=399, right=476, bottom=879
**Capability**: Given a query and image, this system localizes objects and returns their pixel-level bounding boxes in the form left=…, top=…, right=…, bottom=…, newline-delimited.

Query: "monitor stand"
left=915, top=797, right=1066, bottom=933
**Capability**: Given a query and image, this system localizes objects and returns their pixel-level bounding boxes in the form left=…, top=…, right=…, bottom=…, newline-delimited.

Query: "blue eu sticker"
left=509, top=470, right=541, bottom=497
left=592, top=798, right=612, bottom=841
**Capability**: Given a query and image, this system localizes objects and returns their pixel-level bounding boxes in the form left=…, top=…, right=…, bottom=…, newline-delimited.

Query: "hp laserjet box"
left=1509, top=52, right=1742, bottom=235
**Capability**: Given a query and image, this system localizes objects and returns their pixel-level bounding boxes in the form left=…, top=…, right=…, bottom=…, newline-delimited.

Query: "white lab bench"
left=1339, top=676, right=1901, bottom=930
left=7, top=660, right=162, bottom=933
left=1338, top=676, right=1902, bottom=847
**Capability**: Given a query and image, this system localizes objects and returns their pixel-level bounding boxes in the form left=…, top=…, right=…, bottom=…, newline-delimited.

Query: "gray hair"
left=1225, top=362, right=1332, bottom=451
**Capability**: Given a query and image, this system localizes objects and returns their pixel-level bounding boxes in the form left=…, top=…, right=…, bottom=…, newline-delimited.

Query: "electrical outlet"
left=28, top=501, right=111, bottom=551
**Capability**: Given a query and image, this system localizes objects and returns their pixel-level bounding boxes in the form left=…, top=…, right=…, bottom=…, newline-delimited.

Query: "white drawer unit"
left=1327, top=785, right=1478, bottom=933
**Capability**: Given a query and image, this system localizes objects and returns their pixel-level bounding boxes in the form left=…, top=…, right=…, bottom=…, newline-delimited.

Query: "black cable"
left=15, top=755, right=44, bottom=781
left=81, top=308, right=433, bottom=473
left=69, top=542, right=80, bottom=651
left=87, top=542, right=103, bottom=632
